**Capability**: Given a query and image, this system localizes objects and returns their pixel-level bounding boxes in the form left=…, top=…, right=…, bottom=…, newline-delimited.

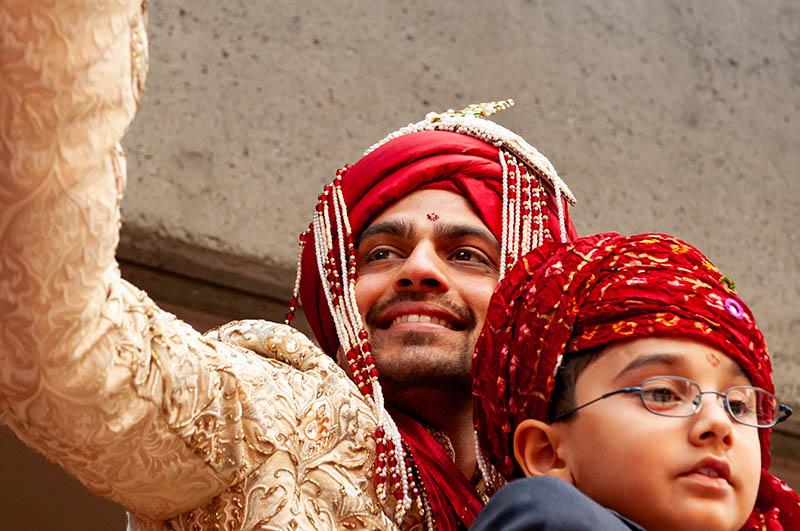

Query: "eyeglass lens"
left=639, top=377, right=778, bottom=427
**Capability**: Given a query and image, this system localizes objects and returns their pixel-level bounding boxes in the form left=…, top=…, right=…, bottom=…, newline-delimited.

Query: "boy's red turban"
left=472, top=232, right=799, bottom=529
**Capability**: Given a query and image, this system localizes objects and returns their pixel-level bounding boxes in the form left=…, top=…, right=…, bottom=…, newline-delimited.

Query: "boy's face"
left=554, top=337, right=761, bottom=531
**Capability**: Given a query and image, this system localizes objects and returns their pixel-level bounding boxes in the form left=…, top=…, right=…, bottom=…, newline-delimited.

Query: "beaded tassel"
left=296, top=166, right=415, bottom=525
left=284, top=229, right=306, bottom=325
left=498, top=151, right=546, bottom=279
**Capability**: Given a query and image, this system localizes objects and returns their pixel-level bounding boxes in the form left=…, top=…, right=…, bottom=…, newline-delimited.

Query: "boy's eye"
left=728, top=399, right=751, bottom=416
left=640, top=381, right=689, bottom=412
left=645, top=387, right=682, bottom=404
left=725, top=388, right=757, bottom=421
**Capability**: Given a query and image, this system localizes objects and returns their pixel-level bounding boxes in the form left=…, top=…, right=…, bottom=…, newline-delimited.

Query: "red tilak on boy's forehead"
left=427, top=212, right=440, bottom=222
left=706, top=352, right=721, bottom=368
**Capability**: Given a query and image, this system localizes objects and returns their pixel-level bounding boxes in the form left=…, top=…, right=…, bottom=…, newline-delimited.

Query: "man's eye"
left=451, top=249, right=487, bottom=264
left=364, top=248, right=397, bottom=262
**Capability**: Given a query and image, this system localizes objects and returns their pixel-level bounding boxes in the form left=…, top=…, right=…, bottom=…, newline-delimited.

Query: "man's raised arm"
left=0, top=1, right=306, bottom=522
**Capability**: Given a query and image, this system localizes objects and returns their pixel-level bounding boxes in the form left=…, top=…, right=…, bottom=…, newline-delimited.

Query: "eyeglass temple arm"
left=776, top=404, right=793, bottom=424
left=549, top=387, right=641, bottom=423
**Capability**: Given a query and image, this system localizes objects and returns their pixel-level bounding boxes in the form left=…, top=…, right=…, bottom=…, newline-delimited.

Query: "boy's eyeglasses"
left=550, top=375, right=793, bottom=428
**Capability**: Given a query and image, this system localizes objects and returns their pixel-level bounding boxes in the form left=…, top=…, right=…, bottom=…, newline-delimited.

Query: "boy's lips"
left=679, top=457, right=733, bottom=489
left=373, top=302, right=468, bottom=331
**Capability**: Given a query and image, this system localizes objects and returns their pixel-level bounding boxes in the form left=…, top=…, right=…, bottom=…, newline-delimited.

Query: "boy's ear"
left=513, top=419, right=574, bottom=484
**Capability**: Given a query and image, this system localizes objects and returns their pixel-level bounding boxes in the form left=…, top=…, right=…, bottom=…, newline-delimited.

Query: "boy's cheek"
left=738, top=430, right=762, bottom=500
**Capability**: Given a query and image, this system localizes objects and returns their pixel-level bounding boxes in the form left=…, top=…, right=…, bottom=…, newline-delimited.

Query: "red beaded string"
left=285, top=223, right=312, bottom=325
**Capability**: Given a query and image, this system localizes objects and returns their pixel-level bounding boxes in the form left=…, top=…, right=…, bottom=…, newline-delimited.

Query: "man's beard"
left=363, top=292, right=476, bottom=394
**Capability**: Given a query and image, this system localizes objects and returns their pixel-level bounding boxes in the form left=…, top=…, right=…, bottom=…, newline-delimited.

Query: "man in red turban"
left=472, top=233, right=799, bottom=530
left=286, top=100, right=578, bottom=528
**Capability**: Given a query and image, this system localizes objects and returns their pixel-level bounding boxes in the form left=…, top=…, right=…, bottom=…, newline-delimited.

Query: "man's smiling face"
left=353, top=189, right=500, bottom=398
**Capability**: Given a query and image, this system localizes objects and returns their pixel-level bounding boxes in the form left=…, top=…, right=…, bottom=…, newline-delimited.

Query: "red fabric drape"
left=391, top=408, right=484, bottom=530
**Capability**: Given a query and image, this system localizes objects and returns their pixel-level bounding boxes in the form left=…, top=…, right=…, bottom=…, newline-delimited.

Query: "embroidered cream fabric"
left=0, top=1, right=413, bottom=529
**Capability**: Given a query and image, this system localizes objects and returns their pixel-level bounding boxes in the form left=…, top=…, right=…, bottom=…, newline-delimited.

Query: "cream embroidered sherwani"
left=0, top=1, right=409, bottom=529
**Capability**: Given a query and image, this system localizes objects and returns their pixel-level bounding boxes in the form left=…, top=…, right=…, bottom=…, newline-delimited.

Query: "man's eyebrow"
left=356, top=220, right=415, bottom=247
left=615, top=353, right=684, bottom=380
left=433, top=222, right=500, bottom=252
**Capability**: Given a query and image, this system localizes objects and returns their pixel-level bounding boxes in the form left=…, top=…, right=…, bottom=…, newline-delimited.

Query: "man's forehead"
left=357, top=218, right=500, bottom=251
left=363, top=188, right=490, bottom=231
left=357, top=190, right=497, bottom=248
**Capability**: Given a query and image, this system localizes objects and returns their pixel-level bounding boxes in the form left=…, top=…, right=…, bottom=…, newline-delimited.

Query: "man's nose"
left=393, top=242, right=449, bottom=293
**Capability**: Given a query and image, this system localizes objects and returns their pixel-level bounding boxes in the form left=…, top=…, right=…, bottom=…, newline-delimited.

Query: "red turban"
left=472, top=232, right=799, bottom=529
left=299, top=130, right=577, bottom=357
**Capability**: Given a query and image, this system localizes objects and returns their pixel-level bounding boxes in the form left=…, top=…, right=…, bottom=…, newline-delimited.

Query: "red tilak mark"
left=706, top=352, right=721, bottom=368
left=427, top=212, right=439, bottom=222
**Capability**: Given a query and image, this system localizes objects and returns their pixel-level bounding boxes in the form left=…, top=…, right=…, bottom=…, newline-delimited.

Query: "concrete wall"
left=3, top=1, right=799, bottom=528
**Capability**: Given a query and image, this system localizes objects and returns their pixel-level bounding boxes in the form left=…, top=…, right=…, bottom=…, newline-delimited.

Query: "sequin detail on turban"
left=472, top=232, right=799, bottom=529
left=299, top=129, right=577, bottom=358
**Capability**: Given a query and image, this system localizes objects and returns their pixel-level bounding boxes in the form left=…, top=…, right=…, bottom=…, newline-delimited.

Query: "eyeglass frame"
left=549, top=375, right=793, bottom=428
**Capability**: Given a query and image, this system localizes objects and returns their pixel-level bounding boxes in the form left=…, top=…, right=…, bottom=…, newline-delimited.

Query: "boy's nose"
left=689, top=394, right=734, bottom=448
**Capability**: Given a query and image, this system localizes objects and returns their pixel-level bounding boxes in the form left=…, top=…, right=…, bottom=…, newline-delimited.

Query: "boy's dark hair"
left=547, top=345, right=605, bottom=422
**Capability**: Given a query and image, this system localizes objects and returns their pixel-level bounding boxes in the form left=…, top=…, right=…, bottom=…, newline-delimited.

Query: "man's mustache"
left=364, top=292, right=476, bottom=330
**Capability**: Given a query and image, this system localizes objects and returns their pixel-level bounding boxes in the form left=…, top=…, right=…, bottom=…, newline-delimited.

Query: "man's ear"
left=513, top=419, right=574, bottom=484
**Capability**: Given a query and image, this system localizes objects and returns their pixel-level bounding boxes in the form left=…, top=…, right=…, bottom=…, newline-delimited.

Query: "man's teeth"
left=697, top=467, right=720, bottom=478
left=389, top=314, right=453, bottom=329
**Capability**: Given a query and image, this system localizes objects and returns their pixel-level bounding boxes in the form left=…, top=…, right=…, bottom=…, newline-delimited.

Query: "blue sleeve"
left=470, top=476, right=644, bottom=531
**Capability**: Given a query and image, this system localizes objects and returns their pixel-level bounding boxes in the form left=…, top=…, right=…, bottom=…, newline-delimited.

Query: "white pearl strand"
left=555, top=179, right=568, bottom=243
left=286, top=231, right=305, bottom=319
left=533, top=184, right=543, bottom=250
left=498, top=151, right=510, bottom=280
left=313, top=214, right=346, bottom=342
left=320, top=200, right=358, bottom=350
left=521, top=175, right=534, bottom=255
left=511, top=157, right=522, bottom=262
left=328, top=185, right=413, bottom=523
left=330, top=188, right=363, bottom=353
left=473, top=430, right=497, bottom=494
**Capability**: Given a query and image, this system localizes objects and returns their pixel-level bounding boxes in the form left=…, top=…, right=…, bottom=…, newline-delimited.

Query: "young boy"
left=471, top=233, right=799, bottom=530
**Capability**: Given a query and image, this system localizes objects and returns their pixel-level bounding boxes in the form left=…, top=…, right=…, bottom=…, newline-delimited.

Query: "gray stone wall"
left=122, top=0, right=800, bottom=404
